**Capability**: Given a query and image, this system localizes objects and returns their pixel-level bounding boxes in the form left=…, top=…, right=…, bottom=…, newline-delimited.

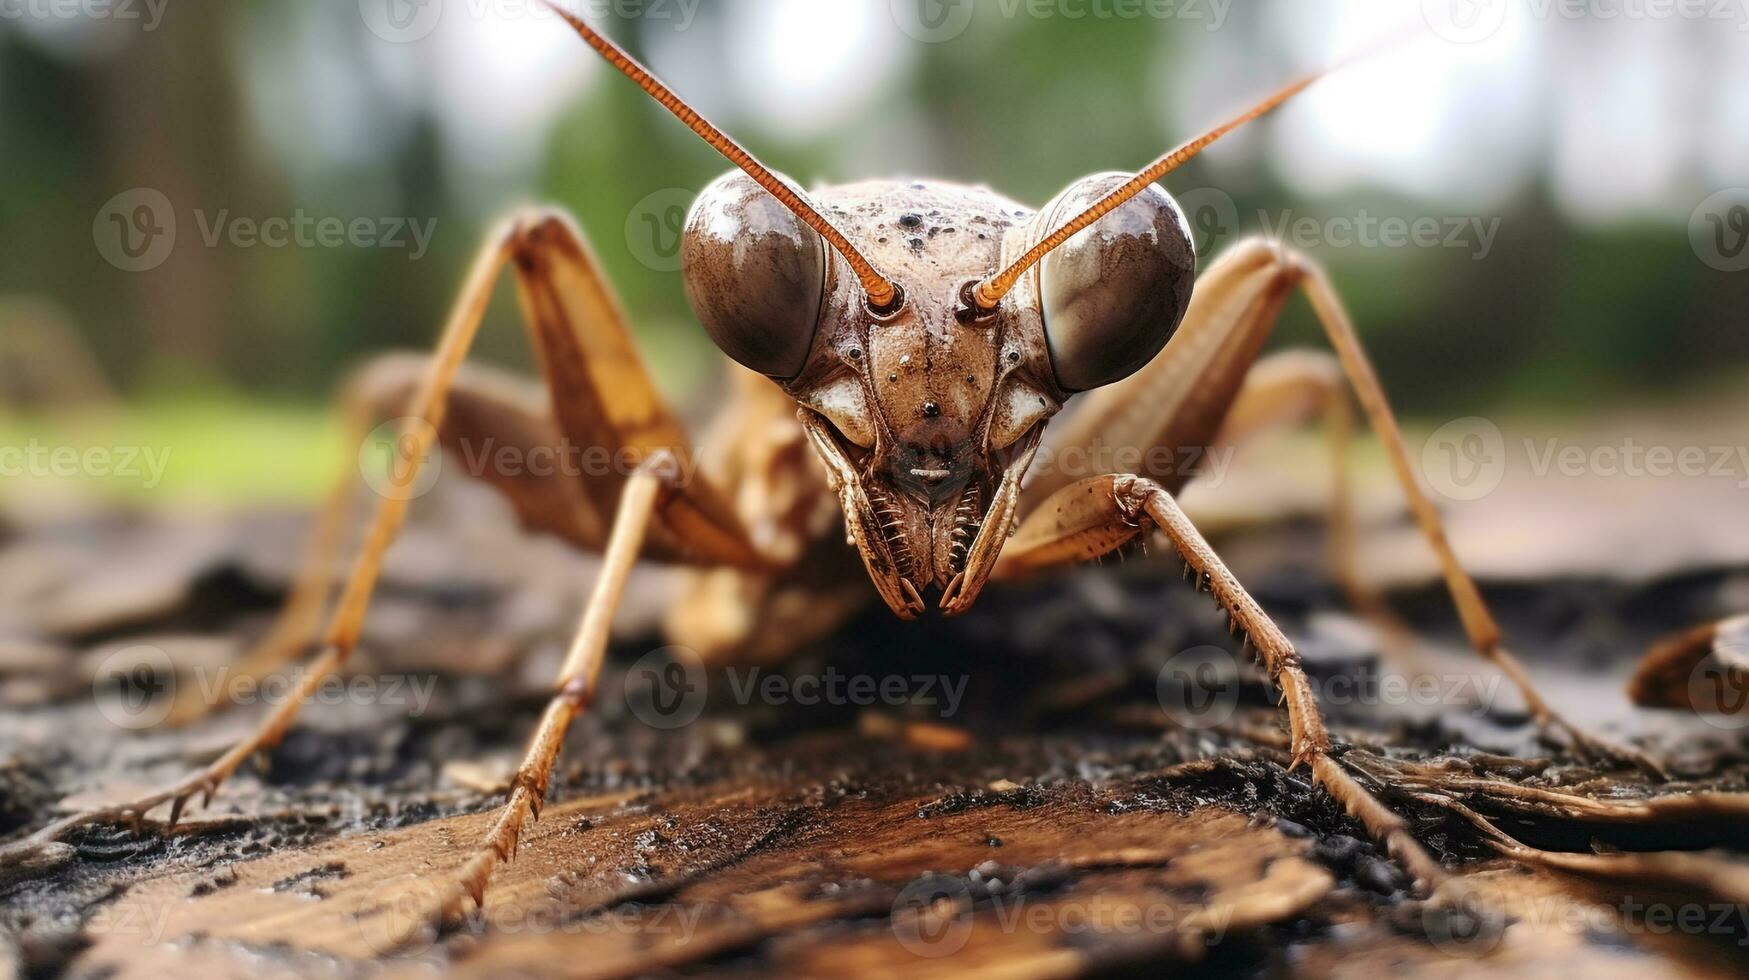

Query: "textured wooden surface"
left=4, top=484, right=1749, bottom=978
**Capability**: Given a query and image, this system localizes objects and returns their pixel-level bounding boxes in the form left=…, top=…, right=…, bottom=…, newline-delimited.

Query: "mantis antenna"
left=540, top=1, right=901, bottom=311
left=969, top=15, right=1427, bottom=313
left=969, top=69, right=1326, bottom=311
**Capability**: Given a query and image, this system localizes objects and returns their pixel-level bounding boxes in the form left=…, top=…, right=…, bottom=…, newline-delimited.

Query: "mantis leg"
left=1033, top=237, right=1656, bottom=771
left=1294, top=260, right=1657, bottom=771
left=993, top=474, right=1447, bottom=892
left=420, top=457, right=672, bottom=934
left=9, top=208, right=761, bottom=856
left=1199, top=350, right=1423, bottom=668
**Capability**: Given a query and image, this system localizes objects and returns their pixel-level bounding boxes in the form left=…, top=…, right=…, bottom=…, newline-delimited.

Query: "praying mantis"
left=19, top=3, right=1714, bottom=942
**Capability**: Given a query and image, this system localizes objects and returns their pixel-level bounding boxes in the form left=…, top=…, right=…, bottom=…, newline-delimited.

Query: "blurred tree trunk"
left=95, top=6, right=259, bottom=381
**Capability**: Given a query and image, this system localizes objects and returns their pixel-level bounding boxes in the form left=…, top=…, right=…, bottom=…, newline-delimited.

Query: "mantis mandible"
left=18, top=4, right=1676, bottom=937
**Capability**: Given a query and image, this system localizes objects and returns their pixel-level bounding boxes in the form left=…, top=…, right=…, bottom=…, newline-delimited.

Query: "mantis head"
left=684, top=171, right=1194, bottom=617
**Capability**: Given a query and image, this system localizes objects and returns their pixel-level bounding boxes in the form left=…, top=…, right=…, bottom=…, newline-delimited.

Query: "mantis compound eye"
left=1035, top=173, right=1196, bottom=391
left=683, top=171, right=828, bottom=380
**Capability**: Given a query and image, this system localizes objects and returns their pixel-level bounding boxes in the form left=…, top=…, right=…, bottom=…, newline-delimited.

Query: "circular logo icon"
left=355, top=878, right=443, bottom=958
left=93, top=645, right=176, bottom=730
left=1420, top=881, right=1507, bottom=958
left=359, top=417, right=443, bottom=502
left=1157, top=645, right=1241, bottom=730
left=94, top=188, right=176, bottom=273
left=624, top=188, right=696, bottom=273
left=360, top=0, right=443, bottom=44
left=1421, top=0, right=1510, bottom=45
left=624, top=646, right=707, bottom=730
left=1687, top=644, right=1749, bottom=732
left=891, top=874, right=973, bottom=957
left=1690, top=188, right=1749, bottom=273
left=1174, top=187, right=1239, bottom=263
left=1421, top=417, right=1506, bottom=503
left=890, top=0, right=977, bottom=43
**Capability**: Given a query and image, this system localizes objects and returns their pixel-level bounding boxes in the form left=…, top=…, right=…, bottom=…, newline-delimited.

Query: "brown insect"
left=17, top=4, right=1672, bottom=937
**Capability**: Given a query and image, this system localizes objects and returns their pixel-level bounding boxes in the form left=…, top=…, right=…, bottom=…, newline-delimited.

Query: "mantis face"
left=535, top=1, right=1326, bottom=620
left=683, top=171, right=1196, bottom=618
